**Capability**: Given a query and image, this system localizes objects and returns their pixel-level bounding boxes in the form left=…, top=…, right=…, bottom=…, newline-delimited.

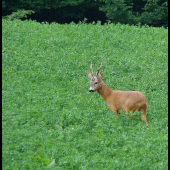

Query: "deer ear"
left=87, top=71, right=93, bottom=78
left=98, top=71, right=103, bottom=79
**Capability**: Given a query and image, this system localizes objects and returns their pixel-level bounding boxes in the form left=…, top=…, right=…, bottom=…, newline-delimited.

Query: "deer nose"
left=89, top=89, right=94, bottom=93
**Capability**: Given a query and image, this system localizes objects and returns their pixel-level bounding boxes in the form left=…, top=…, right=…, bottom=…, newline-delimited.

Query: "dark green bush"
left=99, top=0, right=168, bottom=27
left=140, top=0, right=168, bottom=27
left=3, top=9, right=34, bottom=20
left=2, top=0, right=168, bottom=27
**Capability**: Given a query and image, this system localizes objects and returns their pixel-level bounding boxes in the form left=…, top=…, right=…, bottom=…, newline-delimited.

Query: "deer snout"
left=89, top=89, right=94, bottom=93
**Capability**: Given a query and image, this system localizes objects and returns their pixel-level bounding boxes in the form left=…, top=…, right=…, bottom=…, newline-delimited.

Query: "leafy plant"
left=140, top=0, right=168, bottom=27
left=2, top=19, right=168, bottom=169
left=3, top=9, right=34, bottom=20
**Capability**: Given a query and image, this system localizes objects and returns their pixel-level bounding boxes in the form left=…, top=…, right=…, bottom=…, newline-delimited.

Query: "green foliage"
left=2, top=19, right=168, bottom=169
left=2, top=0, right=168, bottom=27
left=2, top=0, right=104, bottom=23
left=3, top=9, right=34, bottom=20
left=140, top=0, right=168, bottom=27
left=2, top=0, right=58, bottom=11
left=99, top=0, right=168, bottom=26
left=99, top=0, right=136, bottom=24
left=2, top=0, right=86, bottom=11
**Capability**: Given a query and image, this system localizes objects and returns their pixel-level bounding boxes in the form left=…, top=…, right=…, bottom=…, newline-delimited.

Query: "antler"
left=90, top=62, right=94, bottom=77
left=97, top=63, right=102, bottom=76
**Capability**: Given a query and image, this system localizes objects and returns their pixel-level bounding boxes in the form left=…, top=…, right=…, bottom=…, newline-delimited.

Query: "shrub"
left=3, top=9, right=34, bottom=20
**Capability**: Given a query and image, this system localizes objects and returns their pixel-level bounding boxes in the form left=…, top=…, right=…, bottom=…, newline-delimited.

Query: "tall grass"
left=2, top=19, right=168, bottom=169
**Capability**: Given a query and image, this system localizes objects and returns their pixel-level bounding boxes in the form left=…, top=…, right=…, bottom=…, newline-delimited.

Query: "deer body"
left=87, top=62, right=148, bottom=128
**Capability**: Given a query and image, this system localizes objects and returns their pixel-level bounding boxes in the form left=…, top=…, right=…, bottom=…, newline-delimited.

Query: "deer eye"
left=95, top=82, right=98, bottom=85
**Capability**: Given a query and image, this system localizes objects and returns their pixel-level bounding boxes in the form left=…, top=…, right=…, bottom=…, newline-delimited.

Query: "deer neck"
left=97, top=81, right=112, bottom=101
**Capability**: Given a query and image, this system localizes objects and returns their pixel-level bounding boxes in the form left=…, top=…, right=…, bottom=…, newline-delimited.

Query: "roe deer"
left=87, top=62, right=148, bottom=129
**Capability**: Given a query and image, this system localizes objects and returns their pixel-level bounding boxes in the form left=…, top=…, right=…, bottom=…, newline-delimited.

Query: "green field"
left=2, top=19, right=168, bottom=169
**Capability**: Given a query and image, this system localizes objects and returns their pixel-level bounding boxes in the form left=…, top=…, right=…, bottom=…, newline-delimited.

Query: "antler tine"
left=97, top=62, right=102, bottom=76
left=90, top=62, right=94, bottom=76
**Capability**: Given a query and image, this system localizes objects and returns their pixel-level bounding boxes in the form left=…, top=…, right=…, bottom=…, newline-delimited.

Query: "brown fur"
left=87, top=62, right=148, bottom=129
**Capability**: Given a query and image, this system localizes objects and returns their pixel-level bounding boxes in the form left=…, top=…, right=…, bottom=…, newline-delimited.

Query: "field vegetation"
left=2, top=19, right=168, bottom=169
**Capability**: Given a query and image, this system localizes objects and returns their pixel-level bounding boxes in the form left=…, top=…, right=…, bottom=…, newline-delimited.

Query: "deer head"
left=87, top=62, right=103, bottom=92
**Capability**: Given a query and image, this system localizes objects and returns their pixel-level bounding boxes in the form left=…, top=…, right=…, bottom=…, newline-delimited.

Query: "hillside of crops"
left=2, top=19, right=168, bottom=169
